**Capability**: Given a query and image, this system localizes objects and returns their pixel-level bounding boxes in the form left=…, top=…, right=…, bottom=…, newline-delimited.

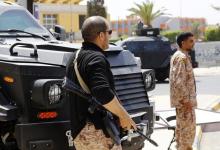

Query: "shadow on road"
left=156, top=80, right=169, bottom=84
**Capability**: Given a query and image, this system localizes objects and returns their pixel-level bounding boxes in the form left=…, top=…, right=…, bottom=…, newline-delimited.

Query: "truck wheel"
left=0, top=121, right=19, bottom=150
left=0, top=133, right=19, bottom=150
left=155, top=67, right=169, bottom=82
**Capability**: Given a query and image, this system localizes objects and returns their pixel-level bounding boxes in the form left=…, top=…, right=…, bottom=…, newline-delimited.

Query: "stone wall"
left=195, top=42, right=220, bottom=67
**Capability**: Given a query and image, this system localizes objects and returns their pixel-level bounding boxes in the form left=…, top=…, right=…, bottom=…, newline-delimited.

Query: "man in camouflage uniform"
left=170, top=32, right=197, bottom=150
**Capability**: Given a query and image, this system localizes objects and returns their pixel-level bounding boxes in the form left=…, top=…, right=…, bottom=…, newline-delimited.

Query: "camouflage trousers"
left=175, top=108, right=196, bottom=150
left=74, top=123, right=122, bottom=150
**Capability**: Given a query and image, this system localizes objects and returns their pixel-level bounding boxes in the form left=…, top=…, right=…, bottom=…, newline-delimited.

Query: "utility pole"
left=17, top=0, right=34, bottom=14
left=27, top=0, right=34, bottom=14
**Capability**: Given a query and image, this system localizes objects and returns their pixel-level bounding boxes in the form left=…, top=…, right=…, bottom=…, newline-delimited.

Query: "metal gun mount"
left=121, top=112, right=158, bottom=147
left=121, top=123, right=148, bottom=142
left=121, top=112, right=148, bottom=142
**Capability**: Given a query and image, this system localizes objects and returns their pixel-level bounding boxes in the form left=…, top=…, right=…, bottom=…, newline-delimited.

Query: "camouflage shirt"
left=170, top=49, right=197, bottom=109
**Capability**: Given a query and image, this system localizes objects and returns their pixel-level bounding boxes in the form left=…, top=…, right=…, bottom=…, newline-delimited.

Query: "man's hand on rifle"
left=119, top=113, right=137, bottom=131
left=103, top=96, right=137, bottom=131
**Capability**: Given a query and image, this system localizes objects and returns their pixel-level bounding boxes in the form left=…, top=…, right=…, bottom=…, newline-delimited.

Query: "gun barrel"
left=136, top=130, right=158, bottom=147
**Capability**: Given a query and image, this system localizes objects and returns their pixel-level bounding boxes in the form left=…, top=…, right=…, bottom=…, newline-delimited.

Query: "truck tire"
left=155, top=67, right=169, bottom=82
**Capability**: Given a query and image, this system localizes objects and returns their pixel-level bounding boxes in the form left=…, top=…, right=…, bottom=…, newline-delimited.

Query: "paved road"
left=143, top=67, right=220, bottom=150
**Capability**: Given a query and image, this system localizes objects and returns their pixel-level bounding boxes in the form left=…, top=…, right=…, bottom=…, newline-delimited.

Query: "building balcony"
left=34, top=0, right=82, bottom=4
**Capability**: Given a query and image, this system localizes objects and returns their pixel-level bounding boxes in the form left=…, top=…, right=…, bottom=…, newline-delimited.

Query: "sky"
left=81, top=0, right=220, bottom=25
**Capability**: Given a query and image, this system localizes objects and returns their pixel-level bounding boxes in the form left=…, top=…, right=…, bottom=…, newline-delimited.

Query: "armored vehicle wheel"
left=0, top=134, right=19, bottom=150
left=155, top=67, right=169, bottom=82
left=0, top=121, right=18, bottom=150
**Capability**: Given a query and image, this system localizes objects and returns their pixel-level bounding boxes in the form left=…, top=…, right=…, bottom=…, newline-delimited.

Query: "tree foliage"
left=87, top=0, right=107, bottom=18
left=161, top=30, right=182, bottom=43
left=128, top=0, right=167, bottom=27
left=205, top=27, right=220, bottom=41
left=191, top=22, right=202, bottom=40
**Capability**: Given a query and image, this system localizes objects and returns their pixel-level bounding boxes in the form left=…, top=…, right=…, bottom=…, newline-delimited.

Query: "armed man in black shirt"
left=65, top=16, right=137, bottom=150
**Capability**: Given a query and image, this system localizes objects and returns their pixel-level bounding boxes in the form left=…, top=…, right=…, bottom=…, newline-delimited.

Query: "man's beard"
left=187, top=46, right=193, bottom=51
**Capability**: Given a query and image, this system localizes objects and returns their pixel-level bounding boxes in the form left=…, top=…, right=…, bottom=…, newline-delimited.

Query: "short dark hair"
left=81, top=16, right=108, bottom=42
left=176, top=32, right=194, bottom=48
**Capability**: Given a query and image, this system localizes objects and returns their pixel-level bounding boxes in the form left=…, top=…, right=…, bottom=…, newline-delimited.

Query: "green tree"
left=87, top=0, right=107, bottom=18
left=205, top=27, right=220, bottom=41
left=191, top=22, right=201, bottom=40
left=161, top=30, right=181, bottom=43
left=128, top=0, right=167, bottom=27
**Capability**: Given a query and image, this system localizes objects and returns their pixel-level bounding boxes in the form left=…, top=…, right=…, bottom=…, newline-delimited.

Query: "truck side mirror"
left=122, top=45, right=128, bottom=50
left=54, top=25, right=66, bottom=41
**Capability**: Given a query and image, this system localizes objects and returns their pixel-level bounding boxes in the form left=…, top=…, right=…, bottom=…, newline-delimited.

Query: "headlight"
left=145, top=74, right=152, bottom=88
left=134, top=56, right=141, bottom=68
left=48, top=84, right=62, bottom=105
left=32, top=79, right=64, bottom=109
left=142, top=69, right=156, bottom=92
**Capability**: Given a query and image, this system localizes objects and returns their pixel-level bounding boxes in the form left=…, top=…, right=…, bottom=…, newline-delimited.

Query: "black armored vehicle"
left=116, top=28, right=198, bottom=82
left=0, top=2, right=156, bottom=150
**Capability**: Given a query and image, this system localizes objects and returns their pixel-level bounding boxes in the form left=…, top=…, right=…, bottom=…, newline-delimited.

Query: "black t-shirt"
left=66, top=42, right=115, bottom=138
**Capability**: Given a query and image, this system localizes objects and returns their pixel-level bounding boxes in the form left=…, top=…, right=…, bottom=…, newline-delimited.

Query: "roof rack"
left=136, top=28, right=160, bottom=37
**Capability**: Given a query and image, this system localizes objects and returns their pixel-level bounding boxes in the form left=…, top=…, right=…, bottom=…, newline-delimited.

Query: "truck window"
left=126, top=41, right=161, bottom=52
left=0, top=9, right=46, bottom=34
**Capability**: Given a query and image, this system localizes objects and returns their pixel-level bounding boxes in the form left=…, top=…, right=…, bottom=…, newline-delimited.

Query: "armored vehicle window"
left=125, top=42, right=143, bottom=53
left=125, top=41, right=172, bottom=52
left=125, top=41, right=159, bottom=52
left=0, top=9, right=45, bottom=34
left=143, top=41, right=160, bottom=51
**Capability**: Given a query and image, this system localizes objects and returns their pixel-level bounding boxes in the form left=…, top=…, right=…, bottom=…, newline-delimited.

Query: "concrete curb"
left=208, top=100, right=220, bottom=112
left=206, top=98, right=220, bottom=111
left=193, top=99, right=220, bottom=150
left=193, top=126, right=203, bottom=150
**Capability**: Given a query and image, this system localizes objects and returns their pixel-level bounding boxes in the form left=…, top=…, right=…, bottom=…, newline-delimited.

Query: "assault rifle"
left=62, top=77, right=158, bottom=147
